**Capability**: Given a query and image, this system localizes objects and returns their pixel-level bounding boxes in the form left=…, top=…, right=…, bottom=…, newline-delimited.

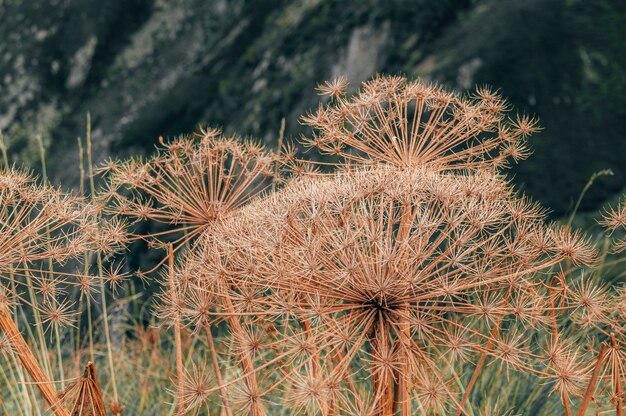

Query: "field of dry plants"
left=1, top=75, right=625, bottom=415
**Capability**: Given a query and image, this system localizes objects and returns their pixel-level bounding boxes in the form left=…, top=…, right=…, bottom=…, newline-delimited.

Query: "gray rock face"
left=332, top=22, right=391, bottom=89
left=1, top=0, right=624, bottom=214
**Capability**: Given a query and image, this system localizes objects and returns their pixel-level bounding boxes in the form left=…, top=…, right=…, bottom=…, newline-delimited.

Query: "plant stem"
left=54, top=324, right=65, bottom=390
left=272, top=117, right=285, bottom=192
left=25, top=279, right=53, bottom=383
left=203, top=323, right=233, bottom=416
left=394, top=203, right=413, bottom=416
left=168, top=244, right=185, bottom=415
left=562, top=391, right=572, bottom=416
left=371, top=315, right=393, bottom=416
left=611, top=334, right=623, bottom=416
left=0, top=304, right=70, bottom=416
left=219, top=280, right=265, bottom=416
left=86, top=112, right=120, bottom=412
left=0, top=130, right=8, bottom=167
left=2, top=349, right=31, bottom=415
left=567, top=169, right=613, bottom=228
left=576, top=343, right=606, bottom=416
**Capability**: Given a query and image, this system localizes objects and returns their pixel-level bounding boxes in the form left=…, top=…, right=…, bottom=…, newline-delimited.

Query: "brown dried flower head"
left=0, top=169, right=127, bottom=318
left=600, top=194, right=626, bottom=253
left=301, top=75, right=540, bottom=172
left=185, top=163, right=595, bottom=414
left=104, top=129, right=278, bottom=271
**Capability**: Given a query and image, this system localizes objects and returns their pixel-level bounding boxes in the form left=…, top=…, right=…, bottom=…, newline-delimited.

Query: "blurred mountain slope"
left=1, top=0, right=624, bottom=215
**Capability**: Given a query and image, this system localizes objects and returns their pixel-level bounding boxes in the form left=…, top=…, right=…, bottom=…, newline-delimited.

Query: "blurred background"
left=1, top=0, right=624, bottom=217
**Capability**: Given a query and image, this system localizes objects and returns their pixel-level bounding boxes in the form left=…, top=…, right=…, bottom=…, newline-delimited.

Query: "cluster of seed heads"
left=2, top=75, right=625, bottom=416
left=104, top=76, right=626, bottom=415
left=101, top=129, right=279, bottom=273
left=0, top=169, right=127, bottom=331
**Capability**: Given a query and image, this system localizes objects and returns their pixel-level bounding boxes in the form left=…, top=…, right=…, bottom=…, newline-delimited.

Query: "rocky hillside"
left=1, top=0, right=624, bottom=215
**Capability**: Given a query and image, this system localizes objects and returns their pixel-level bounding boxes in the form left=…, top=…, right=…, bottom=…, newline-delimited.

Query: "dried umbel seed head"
left=0, top=169, right=128, bottom=415
left=302, top=75, right=540, bottom=172
left=599, top=194, right=626, bottom=253
left=316, top=76, right=349, bottom=99
left=183, top=164, right=596, bottom=413
left=178, top=363, right=215, bottom=413
left=103, top=131, right=279, bottom=271
left=0, top=168, right=127, bottom=318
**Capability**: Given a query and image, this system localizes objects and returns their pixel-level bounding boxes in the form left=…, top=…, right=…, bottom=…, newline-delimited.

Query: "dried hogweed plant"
left=513, top=194, right=626, bottom=415
left=298, top=76, right=626, bottom=415
left=185, top=165, right=599, bottom=415
left=103, top=128, right=278, bottom=271
left=301, top=75, right=539, bottom=171
left=0, top=75, right=620, bottom=415
left=575, top=194, right=626, bottom=414
left=103, top=129, right=280, bottom=414
left=59, top=361, right=106, bottom=416
left=0, top=169, right=126, bottom=415
left=164, top=76, right=626, bottom=415
left=601, top=195, right=626, bottom=254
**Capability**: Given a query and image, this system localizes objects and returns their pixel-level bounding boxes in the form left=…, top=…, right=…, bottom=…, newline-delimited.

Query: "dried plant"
left=600, top=194, right=626, bottom=253
left=302, top=75, right=540, bottom=172
left=103, top=128, right=278, bottom=271
left=0, top=168, right=126, bottom=415
left=2, top=74, right=622, bottom=416
left=59, top=361, right=106, bottom=416
left=0, top=170, right=125, bottom=304
left=104, top=129, right=280, bottom=414
left=167, top=76, right=626, bottom=415
left=181, top=164, right=599, bottom=415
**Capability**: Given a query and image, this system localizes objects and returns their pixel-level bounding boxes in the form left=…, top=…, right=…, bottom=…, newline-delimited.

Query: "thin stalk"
left=25, top=273, right=53, bottom=382
left=0, top=304, right=70, bottom=416
left=86, top=297, right=95, bottom=363
left=218, top=280, right=265, bottom=416
left=79, top=135, right=95, bottom=363
left=138, top=323, right=160, bottom=412
left=95, top=254, right=118, bottom=407
left=562, top=392, right=572, bottom=416
left=86, top=112, right=120, bottom=411
left=567, top=169, right=614, bottom=228
left=36, top=134, right=65, bottom=389
left=54, top=324, right=64, bottom=390
left=2, top=350, right=31, bottom=416
left=576, top=343, right=606, bottom=416
left=611, top=334, right=623, bottom=416
left=394, top=203, right=413, bottom=416
left=272, top=117, right=285, bottom=192
left=203, top=323, right=233, bottom=416
left=169, top=244, right=185, bottom=415
left=35, top=135, right=47, bottom=181
left=393, top=312, right=411, bottom=416
left=548, top=278, right=560, bottom=347
left=75, top=137, right=84, bottom=360
left=0, top=130, right=8, bottom=167
left=371, top=313, right=393, bottom=416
